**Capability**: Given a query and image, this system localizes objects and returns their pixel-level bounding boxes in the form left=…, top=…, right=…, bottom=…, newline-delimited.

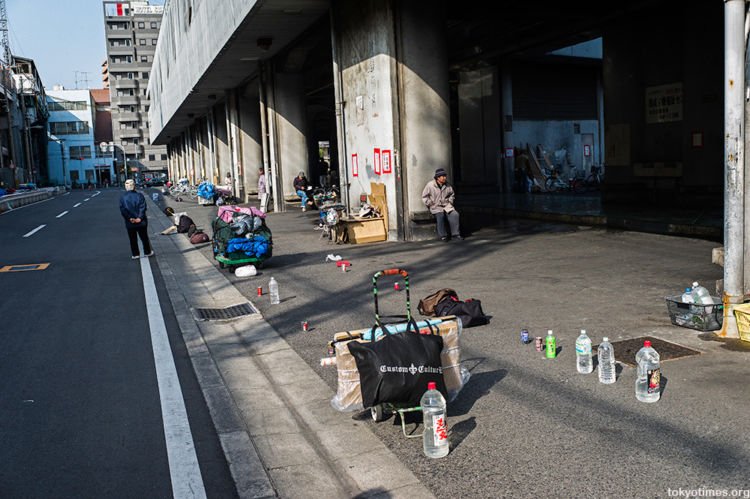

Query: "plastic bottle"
left=690, top=281, right=713, bottom=305
left=635, top=340, right=661, bottom=403
left=597, top=337, right=616, bottom=384
left=544, top=330, right=556, bottom=359
left=681, top=287, right=694, bottom=304
left=421, top=381, right=449, bottom=458
left=575, top=329, right=593, bottom=374
left=268, top=277, right=280, bottom=305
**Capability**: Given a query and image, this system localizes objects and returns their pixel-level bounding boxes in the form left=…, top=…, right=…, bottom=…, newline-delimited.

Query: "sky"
left=7, top=0, right=164, bottom=91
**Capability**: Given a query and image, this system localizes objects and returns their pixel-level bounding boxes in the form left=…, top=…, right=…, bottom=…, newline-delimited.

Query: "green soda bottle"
left=545, top=330, right=557, bottom=359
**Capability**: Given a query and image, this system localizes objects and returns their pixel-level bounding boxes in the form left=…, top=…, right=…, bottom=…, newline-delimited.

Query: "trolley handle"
left=372, top=268, right=411, bottom=326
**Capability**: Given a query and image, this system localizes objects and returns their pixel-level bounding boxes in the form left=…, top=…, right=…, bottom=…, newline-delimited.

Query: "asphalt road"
left=0, top=189, right=236, bottom=498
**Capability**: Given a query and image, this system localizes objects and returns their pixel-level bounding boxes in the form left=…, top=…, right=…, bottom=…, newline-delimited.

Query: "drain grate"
left=193, top=302, right=258, bottom=321
left=604, top=336, right=701, bottom=367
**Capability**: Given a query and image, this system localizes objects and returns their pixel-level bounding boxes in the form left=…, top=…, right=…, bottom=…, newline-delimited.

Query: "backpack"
left=434, top=296, right=489, bottom=328
left=418, top=288, right=458, bottom=316
left=177, top=215, right=195, bottom=234
left=190, top=231, right=209, bottom=244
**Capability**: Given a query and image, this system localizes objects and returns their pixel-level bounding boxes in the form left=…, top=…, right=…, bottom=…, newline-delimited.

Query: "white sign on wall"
left=645, top=82, right=683, bottom=123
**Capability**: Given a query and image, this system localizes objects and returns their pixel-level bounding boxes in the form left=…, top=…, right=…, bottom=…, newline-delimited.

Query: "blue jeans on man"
left=296, top=189, right=308, bottom=208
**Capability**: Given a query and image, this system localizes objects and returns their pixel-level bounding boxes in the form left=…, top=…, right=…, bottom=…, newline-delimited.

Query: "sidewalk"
left=152, top=192, right=749, bottom=498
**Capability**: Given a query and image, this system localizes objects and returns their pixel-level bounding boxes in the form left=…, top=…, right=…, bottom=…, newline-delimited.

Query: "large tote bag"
left=347, top=319, right=446, bottom=408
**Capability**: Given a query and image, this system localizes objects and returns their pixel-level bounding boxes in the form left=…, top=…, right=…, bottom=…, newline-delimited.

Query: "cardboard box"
left=344, top=216, right=386, bottom=244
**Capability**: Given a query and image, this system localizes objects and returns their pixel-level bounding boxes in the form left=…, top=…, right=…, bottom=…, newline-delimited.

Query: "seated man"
left=293, top=171, right=310, bottom=212
left=421, top=168, right=463, bottom=241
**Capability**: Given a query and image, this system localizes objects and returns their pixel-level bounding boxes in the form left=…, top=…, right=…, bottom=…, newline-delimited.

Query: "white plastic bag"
left=234, top=265, right=257, bottom=277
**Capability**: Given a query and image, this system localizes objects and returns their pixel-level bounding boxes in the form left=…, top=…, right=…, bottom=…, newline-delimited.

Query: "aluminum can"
left=535, top=336, right=543, bottom=352
left=521, top=329, right=530, bottom=344
left=257, top=286, right=262, bottom=296
left=302, top=321, right=309, bottom=332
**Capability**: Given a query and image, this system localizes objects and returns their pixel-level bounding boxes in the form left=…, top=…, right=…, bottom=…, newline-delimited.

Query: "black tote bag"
left=347, top=320, right=446, bottom=408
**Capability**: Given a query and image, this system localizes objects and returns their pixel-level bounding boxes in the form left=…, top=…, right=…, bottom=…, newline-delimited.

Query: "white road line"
left=73, top=203, right=82, bottom=208
left=139, top=258, right=207, bottom=499
left=56, top=211, right=69, bottom=218
left=23, top=225, right=46, bottom=238
left=91, top=191, right=101, bottom=197
left=83, top=198, right=90, bottom=202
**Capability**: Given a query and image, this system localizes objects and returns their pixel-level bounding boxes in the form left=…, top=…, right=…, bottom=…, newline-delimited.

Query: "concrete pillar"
left=207, top=107, right=217, bottom=183
left=225, top=89, right=242, bottom=196
left=239, top=81, right=263, bottom=201
left=331, top=0, right=450, bottom=240
left=272, top=71, right=310, bottom=199
left=501, top=66, right=513, bottom=193
left=214, top=102, right=230, bottom=185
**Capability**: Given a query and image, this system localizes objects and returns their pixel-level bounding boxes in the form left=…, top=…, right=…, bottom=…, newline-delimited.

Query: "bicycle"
left=582, top=165, right=604, bottom=192
left=544, top=165, right=584, bottom=193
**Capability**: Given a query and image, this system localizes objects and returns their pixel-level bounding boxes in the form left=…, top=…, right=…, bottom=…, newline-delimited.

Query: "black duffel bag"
left=347, top=319, right=446, bottom=408
left=434, top=296, right=489, bottom=328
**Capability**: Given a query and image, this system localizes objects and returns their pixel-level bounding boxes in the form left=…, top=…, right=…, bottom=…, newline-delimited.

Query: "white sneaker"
left=302, top=207, right=306, bottom=212
left=145, top=251, right=155, bottom=257
left=131, top=255, right=140, bottom=260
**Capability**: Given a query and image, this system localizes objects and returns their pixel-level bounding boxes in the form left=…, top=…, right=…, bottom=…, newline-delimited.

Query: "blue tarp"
left=226, top=235, right=271, bottom=258
left=197, top=182, right=215, bottom=200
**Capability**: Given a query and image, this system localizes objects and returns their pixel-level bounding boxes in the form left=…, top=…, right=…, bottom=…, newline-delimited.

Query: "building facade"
left=11, top=56, right=48, bottom=186
left=46, top=88, right=111, bottom=187
left=103, top=0, right=166, bottom=181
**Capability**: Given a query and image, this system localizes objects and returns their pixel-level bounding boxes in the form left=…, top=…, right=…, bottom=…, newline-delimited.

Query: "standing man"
left=258, top=167, right=269, bottom=212
left=421, top=168, right=463, bottom=241
left=293, top=171, right=310, bottom=212
left=119, top=179, right=154, bottom=259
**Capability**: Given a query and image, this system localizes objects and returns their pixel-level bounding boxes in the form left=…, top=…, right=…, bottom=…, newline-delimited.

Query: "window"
left=69, top=146, right=92, bottom=159
left=142, top=72, right=149, bottom=79
left=48, top=100, right=88, bottom=111
left=138, top=22, right=145, bottom=29
left=151, top=22, right=157, bottom=29
left=139, top=39, right=146, bottom=45
left=49, top=121, right=89, bottom=135
left=148, top=154, right=155, bottom=161
left=140, top=55, right=148, bottom=62
left=121, top=138, right=129, bottom=145
left=152, top=39, right=157, bottom=45
left=117, top=89, right=135, bottom=96
left=161, top=154, right=167, bottom=161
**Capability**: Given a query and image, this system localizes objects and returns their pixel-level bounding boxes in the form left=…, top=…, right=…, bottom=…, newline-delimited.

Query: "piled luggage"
left=211, top=205, right=272, bottom=271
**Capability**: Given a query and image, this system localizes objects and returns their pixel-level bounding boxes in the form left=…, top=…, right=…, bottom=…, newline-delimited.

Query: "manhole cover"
left=193, top=302, right=258, bottom=321
left=604, top=336, right=701, bottom=367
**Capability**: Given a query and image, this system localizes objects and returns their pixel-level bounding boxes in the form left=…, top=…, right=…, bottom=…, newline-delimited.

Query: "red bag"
left=190, top=232, right=209, bottom=244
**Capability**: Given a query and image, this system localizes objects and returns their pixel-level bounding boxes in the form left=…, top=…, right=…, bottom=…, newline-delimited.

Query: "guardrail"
left=0, top=187, right=64, bottom=213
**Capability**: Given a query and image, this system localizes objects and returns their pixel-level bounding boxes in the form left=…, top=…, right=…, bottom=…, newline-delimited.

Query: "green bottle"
left=545, top=330, right=557, bottom=359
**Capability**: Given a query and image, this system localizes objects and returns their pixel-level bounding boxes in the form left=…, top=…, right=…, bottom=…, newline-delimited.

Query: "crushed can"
left=257, top=286, right=263, bottom=296
left=301, top=320, right=309, bottom=332
left=521, top=329, right=530, bottom=344
left=535, top=337, right=543, bottom=352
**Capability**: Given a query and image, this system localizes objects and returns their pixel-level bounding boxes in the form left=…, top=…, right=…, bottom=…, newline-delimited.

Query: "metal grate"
left=604, top=336, right=701, bottom=367
left=192, top=302, right=258, bottom=321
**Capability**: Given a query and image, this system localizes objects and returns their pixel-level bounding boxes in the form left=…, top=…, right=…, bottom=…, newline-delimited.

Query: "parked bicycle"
left=544, top=165, right=584, bottom=193
left=581, top=165, right=604, bottom=192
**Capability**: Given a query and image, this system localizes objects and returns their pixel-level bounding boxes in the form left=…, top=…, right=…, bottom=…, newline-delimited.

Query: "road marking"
left=0, top=263, right=50, bottom=272
left=74, top=203, right=82, bottom=208
left=91, top=191, right=101, bottom=197
left=23, top=225, right=46, bottom=238
left=139, top=258, right=207, bottom=499
left=84, top=198, right=90, bottom=202
left=56, top=211, right=69, bottom=218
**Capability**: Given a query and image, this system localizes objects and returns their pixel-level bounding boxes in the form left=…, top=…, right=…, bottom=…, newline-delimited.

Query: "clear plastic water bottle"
left=421, top=381, right=449, bottom=458
left=690, top=281, right=713, bottom=305
left=597, top=337, right=616, bottom=384
left=635, top=340, right=661, bottom=403
left=681, top=287, right=694, bottom=304
left=575, top=329, right=593, bottom=374
left=268, top=277, right=280, bottom=305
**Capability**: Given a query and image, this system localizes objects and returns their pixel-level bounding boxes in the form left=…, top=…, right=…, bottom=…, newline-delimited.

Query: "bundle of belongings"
left=197, top=181, right=215, bottom=201
left=212, top=205, right=272, bottom=263
left=326, top=316, right=470, bottom=412
left=162, top=210, right=210, bottom=244
left=417, top=288, right=489, bottom=328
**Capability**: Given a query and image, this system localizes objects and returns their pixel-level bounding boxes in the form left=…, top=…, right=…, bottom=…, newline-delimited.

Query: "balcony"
left=119, top=128, right=142, bottom=139
left=112, top=95, right=139, bottom=106
left=116, top=111, right=141, bottom=121
left=113, top=79, right=138, bottom=89
left=108, top=62, right=135, bottom=72
left=108, top=46, right=134, bottom=57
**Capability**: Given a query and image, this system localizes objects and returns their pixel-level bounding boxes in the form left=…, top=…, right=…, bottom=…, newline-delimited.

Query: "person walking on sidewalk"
left=293, top=171, right=310, bottom=212
left=119, top=179, right=154, bottom=259
left=422, top=168, right=463, bottom=241
left=258, top=167, right=269, bottom=212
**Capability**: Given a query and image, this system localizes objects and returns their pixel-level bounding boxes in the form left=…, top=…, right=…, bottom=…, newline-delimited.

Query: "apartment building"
left=102, top=0, right=166, bottom=179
